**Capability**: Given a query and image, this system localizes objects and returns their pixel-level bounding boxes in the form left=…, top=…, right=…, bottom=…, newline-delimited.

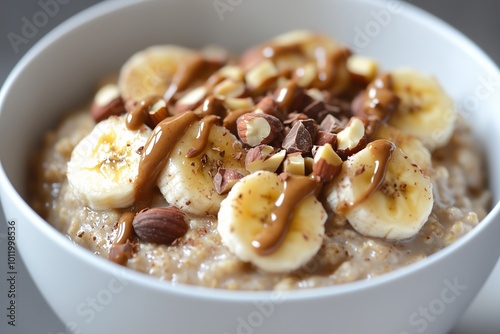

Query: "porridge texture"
left=30, top=31, right=490, bottom=290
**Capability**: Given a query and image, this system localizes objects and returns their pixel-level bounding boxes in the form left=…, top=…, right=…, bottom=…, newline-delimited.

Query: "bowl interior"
left=1, top=0, right=499, bottom=296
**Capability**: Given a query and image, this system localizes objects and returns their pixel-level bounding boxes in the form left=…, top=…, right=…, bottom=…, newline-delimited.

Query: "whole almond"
left=132, top=207, right=188, bottom=245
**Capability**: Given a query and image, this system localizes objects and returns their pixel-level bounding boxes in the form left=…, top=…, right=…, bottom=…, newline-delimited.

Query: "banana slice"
left=67, top=115, right=152, bottom=210
left=325, top=139, right=433, bottom=240
left=375, top=123, right=432, bottom=172
left=118, top=45, right=195, bottom=102
left=218, top=171, right=326, bottom=273
left=388, top=68, right=456, bottom=151
left=157, top=121, right=248, bottom=216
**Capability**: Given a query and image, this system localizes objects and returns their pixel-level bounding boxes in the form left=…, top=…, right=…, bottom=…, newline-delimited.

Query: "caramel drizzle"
left=252, top=175, right=320, bottom=255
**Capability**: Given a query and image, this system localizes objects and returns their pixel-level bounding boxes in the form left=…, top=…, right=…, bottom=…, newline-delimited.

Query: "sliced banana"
left=157, top=121, right=248, bottom=216
left=67, top=115, right=152, bottom=211
left=325, top=139, right=433, bottom=240
left=218, top=171, right=326, bottom=273
left=375, top=123, right=432, bottom=172
left=388, top=68, right=456, bottom=151
left=118, top=45, right=195, bottom=102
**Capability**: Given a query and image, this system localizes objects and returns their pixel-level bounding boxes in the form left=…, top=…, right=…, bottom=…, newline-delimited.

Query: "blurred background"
left=1, top=1, right=499, bottom=333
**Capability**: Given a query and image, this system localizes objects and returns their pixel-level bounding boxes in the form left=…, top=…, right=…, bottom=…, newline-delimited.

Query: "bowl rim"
left=1, top=0, right=499, bottom=301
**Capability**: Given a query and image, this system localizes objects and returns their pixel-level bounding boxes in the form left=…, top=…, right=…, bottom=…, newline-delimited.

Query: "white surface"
left=0, top=0, right=499, bottom=333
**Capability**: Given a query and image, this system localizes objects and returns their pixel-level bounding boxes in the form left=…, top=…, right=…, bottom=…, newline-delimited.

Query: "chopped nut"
left=174, top=86, right=208, bottom=113
left=282, top=121, right=313, bottom=154
left=223, top=97, right=255, bottom=111
left=90, top=84, right=125, bottom=122
left=347, top=55, right=378, bottom=85
left=283, top=152, right=305, bottom=175
left=218, top=65, right=245, bottom=81
left=132, top=207, right=188, bottom=245
left=315, top=130, right=337, bottom=147
left=313, top=143, right=343, bottom=182
left=236, top=113, right=284, bottom=147
left=274, top=81, right=313, bottom=115
left=213, top=168, right=244, bottom=194
left=295, top=62, right=318, bottom=87
left=245, top=145, right=286, bottom=173
left=147, top=98, right=169, bottom=126
left=245, top=59, right=279, bottom=92
left=213, top=79, right=246, bottom=99
left=336, top=117, right=367, bottom=159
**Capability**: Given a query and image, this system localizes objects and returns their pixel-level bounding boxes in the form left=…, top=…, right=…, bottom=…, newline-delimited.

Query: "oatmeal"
left=29, top=31, right=491, bottom=290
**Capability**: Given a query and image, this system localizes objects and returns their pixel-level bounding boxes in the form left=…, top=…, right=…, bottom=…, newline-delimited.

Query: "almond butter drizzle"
left=126, top=96, right=162, bottom=130
left=113, top=211, right=135, bottom=244
left=252, top=175, right=320, bottom=255
left=338, top=140, right=395, bottom=214
left=362, top=74, right=399, bottom=121
left=186, top=115, right=220, bottom=158
left=109, top=211, right=135, bottom=265
left=135, top=111, right=199, bottom=209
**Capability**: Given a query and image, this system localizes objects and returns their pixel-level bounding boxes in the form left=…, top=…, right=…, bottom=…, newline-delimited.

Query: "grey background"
left=0, top=1, right=499, bottom=333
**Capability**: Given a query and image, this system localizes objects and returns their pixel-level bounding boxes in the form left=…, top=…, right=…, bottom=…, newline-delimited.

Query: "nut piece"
left=315, top=131, right=337, bottom=147
left=174, top=86, right=208, bottom=114
left=336, top=117, right=367, bottom=159
left=245, top=145, right=286, bottom=173
left=213, top=79, right=246, bottom=99
left=223, top=97, right=255, bottom=111
left=347, top=55, right=378, bottom=85
left=132, top=207, right=188, bottom=245
left=295, top=62, right=318, bottom=87
left=147, top=98, right=169, bottom=126
left=313, top=144, right=343, bottom=182
left=90, top=84, right=125, bottom=122
left=282, top=121, right=313, bottom=154
left=213, top=168, right=244, bottom=194
left=283, top=152, right=305, bottom=175
left=245, top=59, right=279, bottom=91
left=218, top=65, right=245, bottom=82
left=237, top=113, right=284, bottom=147
left=254, top=96, right=284, bottom=120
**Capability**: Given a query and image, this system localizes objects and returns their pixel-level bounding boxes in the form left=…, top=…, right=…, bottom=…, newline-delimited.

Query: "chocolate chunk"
left=214, top=168, right=244, bottom=194
left=320, top=114, right=344, bottom=133
left=303, top=100, right=326, bottom=121
left=282, top=121, right=313, bottom=153
left=296, top=119, right=318, bottom=142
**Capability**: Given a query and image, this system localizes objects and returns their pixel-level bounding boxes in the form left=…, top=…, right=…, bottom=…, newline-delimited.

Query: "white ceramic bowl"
left=1, top=0, right=499, bottom=333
